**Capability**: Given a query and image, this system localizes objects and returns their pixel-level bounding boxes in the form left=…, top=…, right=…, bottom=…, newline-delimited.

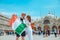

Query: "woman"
left=25, top=15, right=33, bottom=40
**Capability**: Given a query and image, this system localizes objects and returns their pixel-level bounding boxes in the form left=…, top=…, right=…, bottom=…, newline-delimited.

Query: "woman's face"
left=26, top=17, right=29, bottom=20
left=26, top=15, right=31, bottom=22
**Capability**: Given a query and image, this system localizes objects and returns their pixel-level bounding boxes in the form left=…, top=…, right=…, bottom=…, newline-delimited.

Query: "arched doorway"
left=43, top=20, right=50, bottom=24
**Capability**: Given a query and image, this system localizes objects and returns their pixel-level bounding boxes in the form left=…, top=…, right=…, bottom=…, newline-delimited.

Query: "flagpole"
left=28, top=8, right=30, bottom=15
left=53, top=8, right=55, bottom=18
left=40, top=11, right=41, bottom=18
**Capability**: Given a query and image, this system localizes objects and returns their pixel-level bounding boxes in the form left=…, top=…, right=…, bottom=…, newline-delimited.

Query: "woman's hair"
left=26, top=15, right=31, bottom=22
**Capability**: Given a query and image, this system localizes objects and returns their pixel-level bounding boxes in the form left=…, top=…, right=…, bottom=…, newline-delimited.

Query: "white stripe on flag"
left=12, top=18, right=21, bottom=30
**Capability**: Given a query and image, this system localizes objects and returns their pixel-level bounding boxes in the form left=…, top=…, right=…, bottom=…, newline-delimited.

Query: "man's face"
left=22, top=14, right=26, bottom=18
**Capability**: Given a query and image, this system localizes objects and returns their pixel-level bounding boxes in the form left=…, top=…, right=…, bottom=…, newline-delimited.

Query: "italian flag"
left=9, top=14, right=26, bottom=35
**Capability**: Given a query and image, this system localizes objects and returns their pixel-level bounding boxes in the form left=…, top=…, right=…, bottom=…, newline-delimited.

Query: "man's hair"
left=21, top=13, right=26, bottom=16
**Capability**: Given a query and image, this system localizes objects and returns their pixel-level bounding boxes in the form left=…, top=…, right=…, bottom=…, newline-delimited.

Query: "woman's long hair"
left=26, top=15, right=31, bottom=22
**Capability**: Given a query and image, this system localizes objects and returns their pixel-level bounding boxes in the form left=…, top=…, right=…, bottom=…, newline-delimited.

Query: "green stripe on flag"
left=15, top=23, right=26, bottom=35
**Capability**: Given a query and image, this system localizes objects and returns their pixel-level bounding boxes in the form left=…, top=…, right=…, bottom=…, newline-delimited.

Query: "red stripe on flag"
left=9, top=14, right=17, bottom=26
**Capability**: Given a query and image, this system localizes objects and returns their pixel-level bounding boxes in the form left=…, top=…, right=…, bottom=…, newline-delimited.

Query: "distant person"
left=37, top=26, right=42, bottom=35
left=0, top=29, right=2, bottom=36
left=33, top=27, right=37, bottom=34
left=43, top=25, right=50, bottom=37
left=58, top=25, right=60, bottom=35
left=52, top=25, right=58, bottom=37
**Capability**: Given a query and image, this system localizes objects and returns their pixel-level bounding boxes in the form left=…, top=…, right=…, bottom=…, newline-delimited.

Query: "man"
left=16, top=13, right=26, bottom=40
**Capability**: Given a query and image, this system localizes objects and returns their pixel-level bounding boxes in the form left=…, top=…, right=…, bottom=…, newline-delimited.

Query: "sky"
left=0, top=0, right=60, bottom=18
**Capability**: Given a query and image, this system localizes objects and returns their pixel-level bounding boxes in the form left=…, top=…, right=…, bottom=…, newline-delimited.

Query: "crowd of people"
left=33, top=24, right=60, bottom=37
